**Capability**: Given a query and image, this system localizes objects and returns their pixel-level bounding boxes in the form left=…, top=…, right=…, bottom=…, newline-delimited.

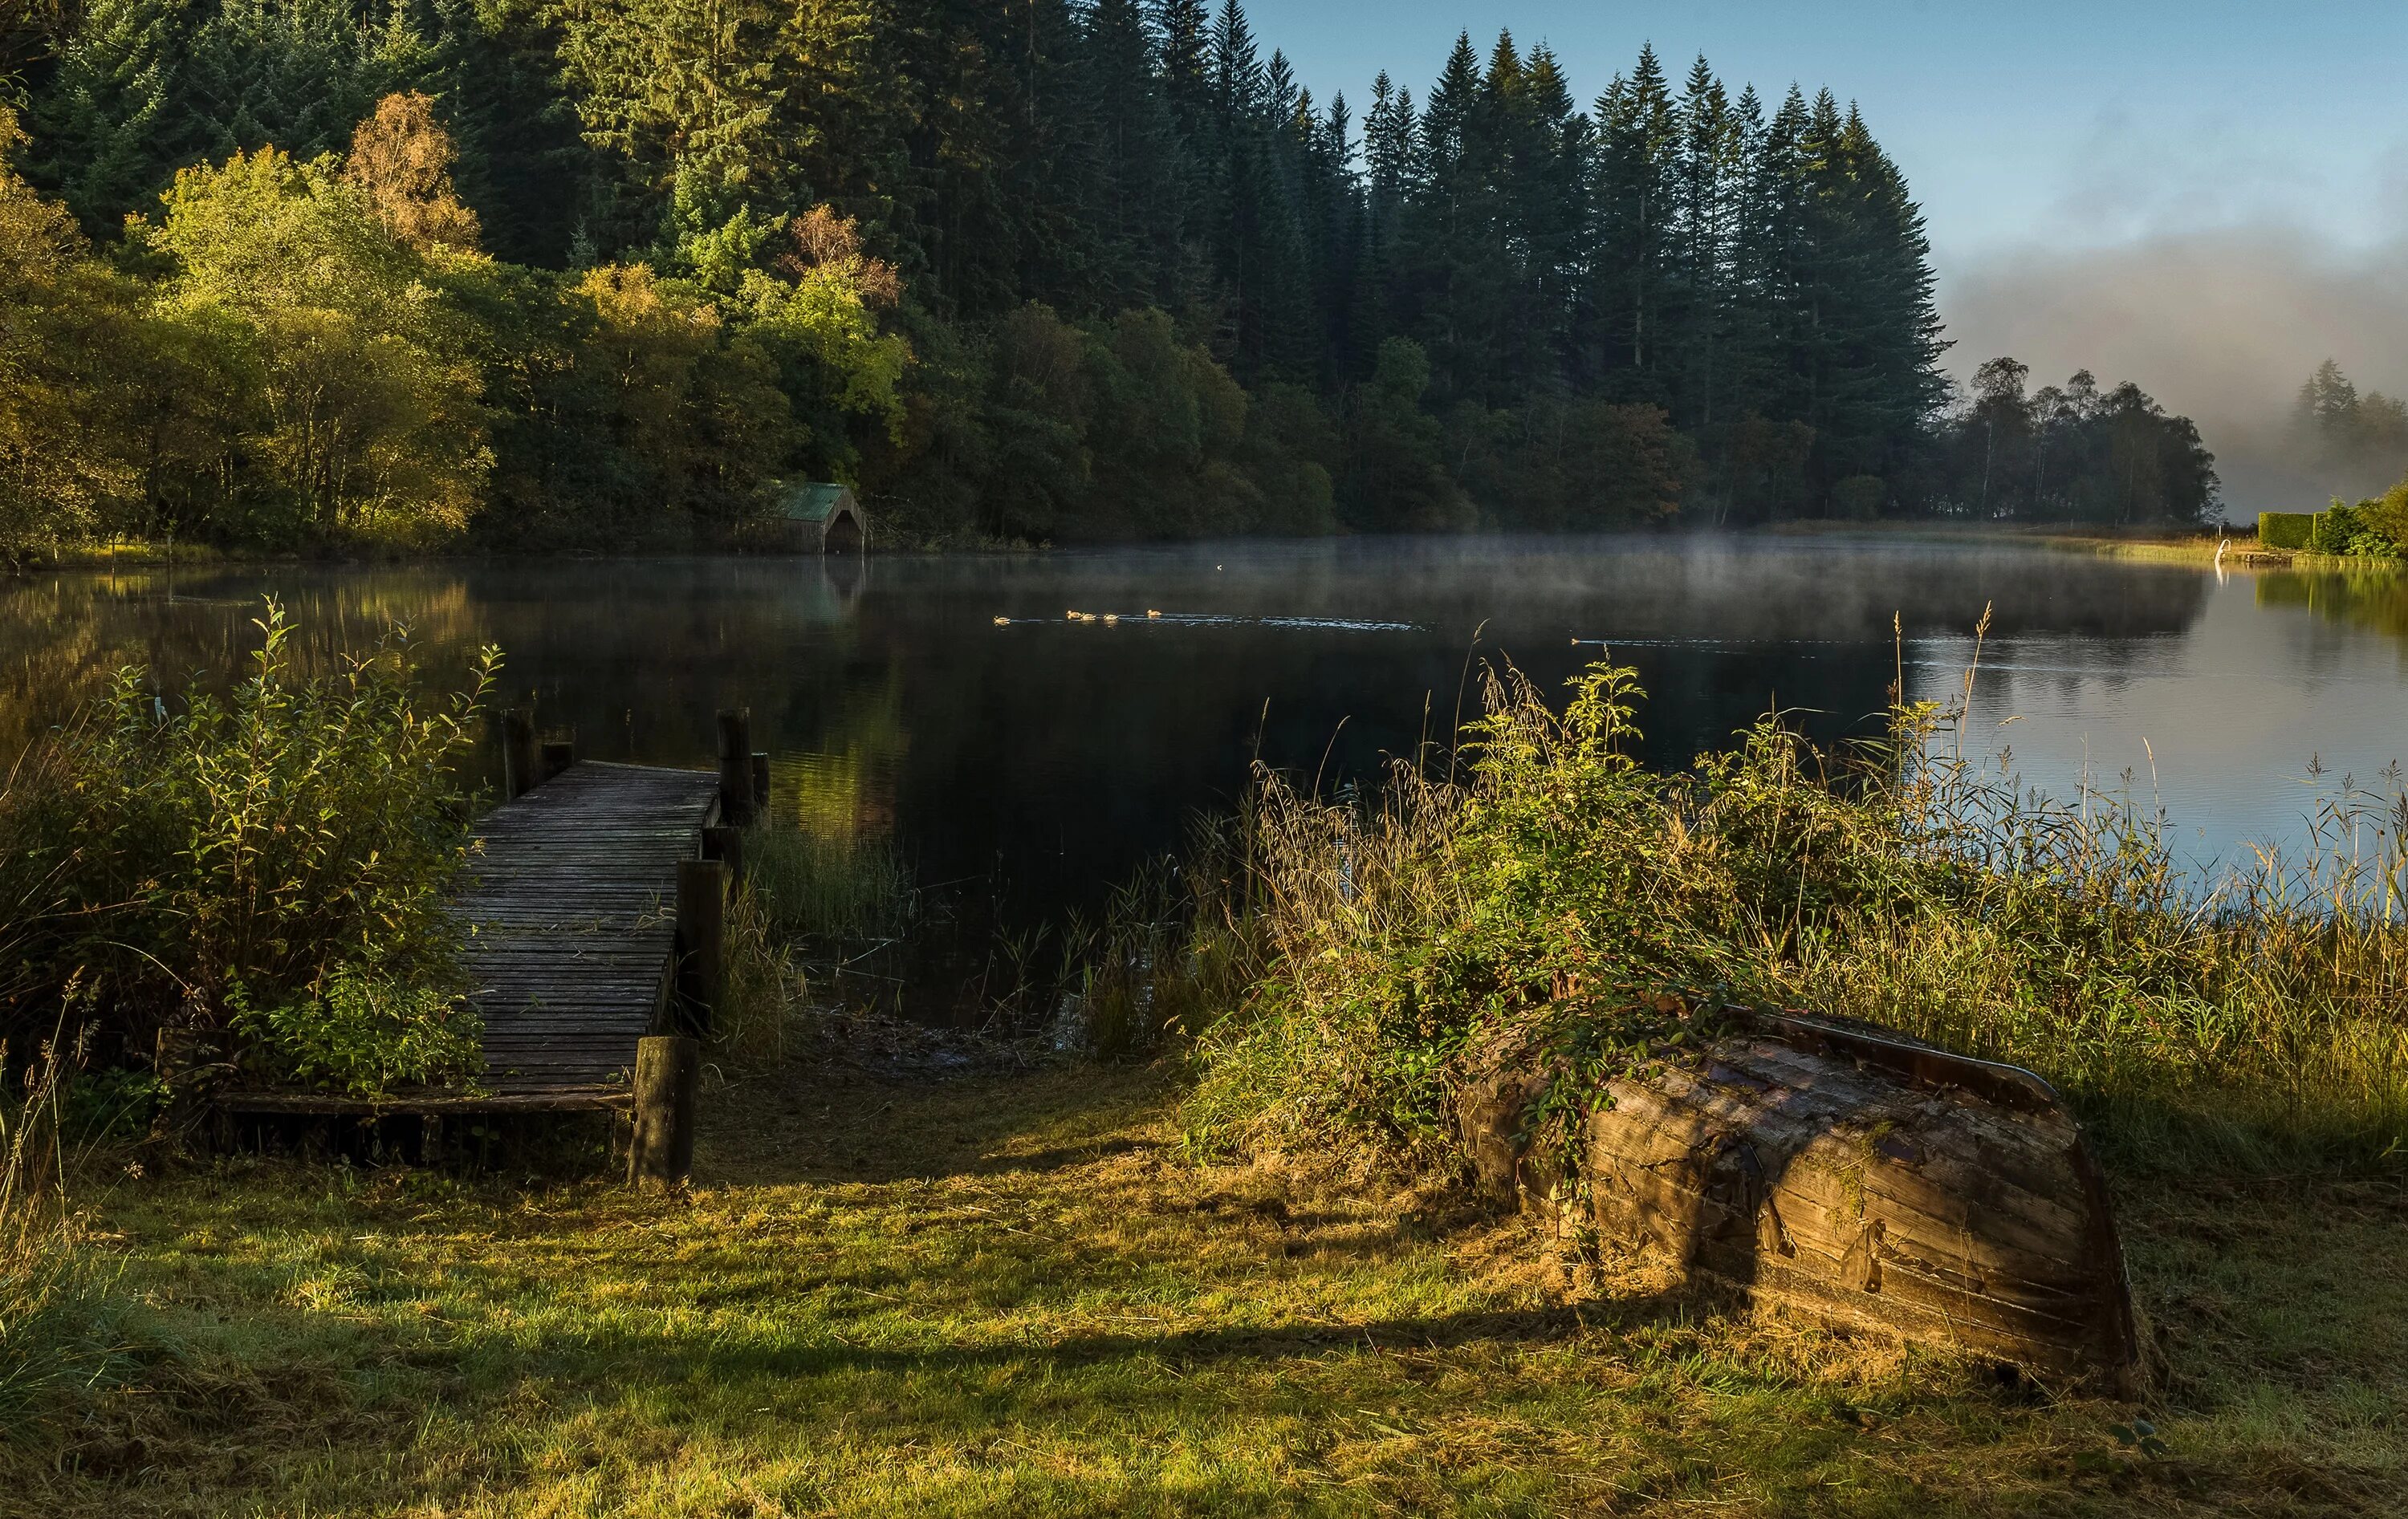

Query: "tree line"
left=0, top=0, right=2221, bottom=554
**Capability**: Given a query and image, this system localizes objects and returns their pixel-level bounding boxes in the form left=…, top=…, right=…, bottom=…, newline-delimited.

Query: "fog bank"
left=1940, top=226, right=2408, bottom=518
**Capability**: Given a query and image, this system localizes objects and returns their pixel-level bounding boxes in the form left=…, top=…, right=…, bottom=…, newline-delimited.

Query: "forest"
left=0, top=0, right=2219, bottom=554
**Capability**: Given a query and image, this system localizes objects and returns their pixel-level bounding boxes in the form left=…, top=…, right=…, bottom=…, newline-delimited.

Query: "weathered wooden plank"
left=451, top=762, right=717, bottom=1098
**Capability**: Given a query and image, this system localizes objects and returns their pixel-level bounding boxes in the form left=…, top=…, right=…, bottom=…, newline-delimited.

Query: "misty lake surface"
left=6, top=536, right=2406, bottom=916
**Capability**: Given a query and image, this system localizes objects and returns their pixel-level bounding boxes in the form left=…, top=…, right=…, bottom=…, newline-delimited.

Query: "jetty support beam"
left=629, top=1035, right=699, bottom=1190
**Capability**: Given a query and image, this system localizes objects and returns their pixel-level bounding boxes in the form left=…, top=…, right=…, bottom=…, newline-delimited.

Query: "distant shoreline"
left=16, top=522, right=2406, bottom=576
left=1767, top=519, right=2405, bottom=571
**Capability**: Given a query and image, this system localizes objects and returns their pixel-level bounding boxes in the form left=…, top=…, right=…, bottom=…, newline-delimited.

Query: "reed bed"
left=1186, top=644, right=2408, bottom=1174
left=711, top=882, right=805, bottom=1070
left=742, top=824, right=918, bottom=945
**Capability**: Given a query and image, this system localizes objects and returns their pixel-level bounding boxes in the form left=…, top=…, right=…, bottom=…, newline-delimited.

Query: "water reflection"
left=2, top=538, right=2402, bottom=913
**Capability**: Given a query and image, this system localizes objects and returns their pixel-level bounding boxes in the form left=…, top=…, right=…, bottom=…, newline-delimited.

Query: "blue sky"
left=1244, top=1, right=2408, bottom=263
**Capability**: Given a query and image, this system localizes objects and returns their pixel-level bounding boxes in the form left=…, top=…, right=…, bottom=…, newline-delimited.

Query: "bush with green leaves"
left=228, top=966, right=482, bottom=1101
left=0, top=600, right=497, bottom=1095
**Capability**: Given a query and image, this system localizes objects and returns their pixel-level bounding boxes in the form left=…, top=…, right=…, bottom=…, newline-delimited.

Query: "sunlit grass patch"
left=2, top=1062, right=2399, bottom=1515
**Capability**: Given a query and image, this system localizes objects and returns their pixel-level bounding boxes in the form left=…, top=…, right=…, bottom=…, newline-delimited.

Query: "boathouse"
left=778, top=481, right=869, bottom=554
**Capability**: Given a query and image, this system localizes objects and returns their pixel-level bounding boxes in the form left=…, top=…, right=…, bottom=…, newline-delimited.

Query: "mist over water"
left=2, top=538, right=2403, bottom=914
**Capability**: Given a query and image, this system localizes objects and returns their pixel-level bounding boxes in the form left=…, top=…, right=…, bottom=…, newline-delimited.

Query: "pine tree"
left=1670, top=55, right=1735, bottom=428
left=1076, top=0, right=1175, bottom=309
left=177, top=0, right=421, bottom=169
left=28, top=0, right=194, bottom=234
left=416, top=0, right=601, bottom=269
left=1591, top=44, right=1676, bottom=392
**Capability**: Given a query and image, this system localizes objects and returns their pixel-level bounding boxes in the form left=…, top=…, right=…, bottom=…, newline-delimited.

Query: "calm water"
left=6, top=538, right=2406, bottom=915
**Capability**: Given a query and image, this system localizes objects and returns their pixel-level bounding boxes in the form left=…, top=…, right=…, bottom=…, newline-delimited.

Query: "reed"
left=741, top=823, right=918, bottom=945
left=1187, top=646, right=2408, bottom=1174
left=712, top=883, right=803, bottom=1070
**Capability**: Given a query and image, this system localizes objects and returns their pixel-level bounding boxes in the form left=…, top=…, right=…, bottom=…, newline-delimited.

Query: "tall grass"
left=1054, top=834, right=1259, bottom=1058
left=1187, top=650, right=2408, bottom=1173
left=713, top=883, right=802, bottom=1070
left=742, top=825, right=917, bottom=944
left=0, top=1030, right=121, bottom=1441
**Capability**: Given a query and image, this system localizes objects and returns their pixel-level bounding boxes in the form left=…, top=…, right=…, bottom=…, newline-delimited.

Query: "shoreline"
left=18, top=523, right=2408, bottom=576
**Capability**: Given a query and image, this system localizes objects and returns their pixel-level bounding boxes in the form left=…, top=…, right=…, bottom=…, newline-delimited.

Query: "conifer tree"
left=1591, top=44, right=1677, bottom=391
left=29, top=0, right=194, bottom=233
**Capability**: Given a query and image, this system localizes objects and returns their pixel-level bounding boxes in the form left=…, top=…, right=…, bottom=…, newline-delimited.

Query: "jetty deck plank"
left=456, top=762, right=720, bottom=1094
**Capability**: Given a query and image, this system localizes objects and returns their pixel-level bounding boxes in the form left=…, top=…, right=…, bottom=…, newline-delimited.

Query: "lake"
left=6, top=536, right=2405, bottom=918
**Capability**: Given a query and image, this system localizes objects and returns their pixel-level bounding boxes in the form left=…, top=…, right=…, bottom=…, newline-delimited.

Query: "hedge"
left=2260, top=511, right=2316, bottom=550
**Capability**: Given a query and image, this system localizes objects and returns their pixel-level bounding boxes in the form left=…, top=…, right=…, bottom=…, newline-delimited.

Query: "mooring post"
left=628, top=1035, right=699, bottom=1191
left=503, top=709, right=539, bottom=798
left=676, top=857, right=727, bottom=1035
left=750, top=753, right=771, bottom=820
left=716, top=709, right=755, bottom=826
left=703, top=825, right=745, bottom=888
left=540, top=739, right=576, bottom=784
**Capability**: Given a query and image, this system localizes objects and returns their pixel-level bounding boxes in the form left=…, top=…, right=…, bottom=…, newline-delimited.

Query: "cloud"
left=1938, top=225, right=2408, bottom=514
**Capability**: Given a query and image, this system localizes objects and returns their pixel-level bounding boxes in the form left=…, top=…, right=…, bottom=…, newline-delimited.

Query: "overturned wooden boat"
left=1459, top=1008, right=2145, bottom=1394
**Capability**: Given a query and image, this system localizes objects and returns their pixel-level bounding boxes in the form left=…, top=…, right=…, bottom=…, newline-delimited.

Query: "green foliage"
left=0, top=601, right=494, bottom=1091
left=229, top=965, right=482, bottom=1099
left=2312, top=500, right=2361, bottom=554
left=147, top=143, right=490, bottom=543
left=2, top=3, right=2001, bottom=549
left=0, top=107, right=149, bottom=562
left=2360, top=477, right=2408, bottom=550
left=2260, top=510, right=2316, bottom=550
left=1194, top=659, right=2408, bottom=1171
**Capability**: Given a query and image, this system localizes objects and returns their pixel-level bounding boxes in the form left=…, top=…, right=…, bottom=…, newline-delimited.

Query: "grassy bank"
left=1188, top=656, right=2408, bottom=1180
left=0, top=1056, right=2398, bottom=1516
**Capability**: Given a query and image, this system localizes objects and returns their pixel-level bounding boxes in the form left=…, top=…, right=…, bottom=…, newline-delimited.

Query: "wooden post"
left=628, top=1035, right=699, bottom=1191
left=703, top=826, right=745, bottom=888
left=750, top=753, right=771, bottom=820
left=716, top=709, right=755, bottom=826
left=504, top=709, right=539, bottom=798
left=540, top=740, right=576, bottom=783
left=676, top=858, right=727, bottom=1035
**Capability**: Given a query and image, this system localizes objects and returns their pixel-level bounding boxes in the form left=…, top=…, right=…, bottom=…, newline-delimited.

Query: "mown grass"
left=2, top=1058, right=2402, bottom=1516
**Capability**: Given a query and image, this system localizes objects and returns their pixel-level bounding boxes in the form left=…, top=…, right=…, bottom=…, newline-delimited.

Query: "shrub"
left=0, top=600, right=498, bottom=1095
left=2358, top=477, right=2408, bottom=547
left=2312, top=501, right=2361, bottom=554
left=229, top=966, right=483, bottom=1099
left=1190, top=653, right=2408, bottom=1172
left=2259, top=511, right=2315, bottom=550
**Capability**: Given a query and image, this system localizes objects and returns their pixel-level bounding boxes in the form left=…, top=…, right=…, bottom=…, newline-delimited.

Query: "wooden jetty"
left=464, top=761, right=722, bottom=1095
left=218, top=710, right=771, bottom=1182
